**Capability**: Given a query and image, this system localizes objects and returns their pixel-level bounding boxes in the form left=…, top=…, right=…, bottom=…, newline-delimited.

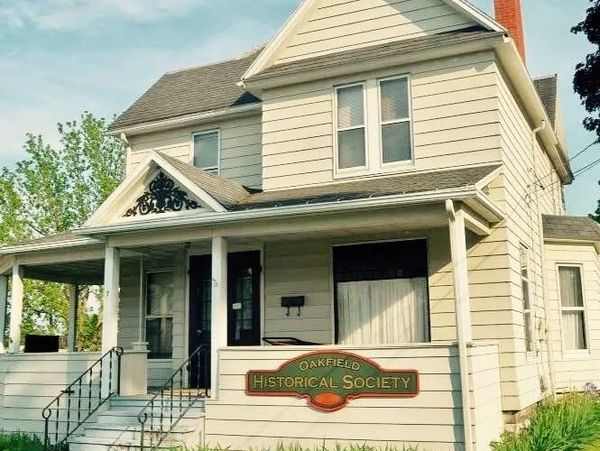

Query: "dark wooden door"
left=188, top=251, right=261, bottom=387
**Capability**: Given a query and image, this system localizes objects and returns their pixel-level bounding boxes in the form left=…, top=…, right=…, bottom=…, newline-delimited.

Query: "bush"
left=0, top=433, right=68, bottom=451
left=491, top=393, right=600, bottom=451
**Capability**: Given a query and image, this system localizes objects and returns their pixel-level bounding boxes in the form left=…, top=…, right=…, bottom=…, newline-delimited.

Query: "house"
left=0, top=0, right=598, bottom=449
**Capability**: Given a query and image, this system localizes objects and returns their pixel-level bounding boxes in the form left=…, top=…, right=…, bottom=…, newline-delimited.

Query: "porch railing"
left=137, top=345, right=210, bottom=450
left=41, top=346, right=123, bottom=450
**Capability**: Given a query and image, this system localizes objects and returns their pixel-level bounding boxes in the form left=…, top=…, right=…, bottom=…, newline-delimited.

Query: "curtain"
left=559, top=267, right=584, bottom=307
left=562, top=311, right=586, bottom=350
left=559, top=267, right=586, bottom=350
left=337, top=278, right=428, bottom=345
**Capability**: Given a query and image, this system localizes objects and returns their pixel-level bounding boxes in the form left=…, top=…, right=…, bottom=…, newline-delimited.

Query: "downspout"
left=531, top=121, right=557, bottom=396
left=445, top=199, right=474, bottom=451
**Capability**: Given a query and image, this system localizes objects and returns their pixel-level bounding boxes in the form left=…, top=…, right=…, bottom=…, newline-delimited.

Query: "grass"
left=0, top=432, right=68, bottom=451
left=491, top=393, right=600, bottom=451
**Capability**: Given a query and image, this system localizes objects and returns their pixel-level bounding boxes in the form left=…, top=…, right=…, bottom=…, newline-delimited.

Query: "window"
left=193, top=130, right=219, bottom=174
left=146, top=271, right=174, bottom=359
left=379, top=77, right=412, bottom=164
left=334, top=75, right=413, bottom=175
left=333, top=240, right=430, bottom=345
left=520, top=246, right=533, bottom=352
left=336, top=84, right=367, bottom=170
left=558, top=266, right=587, bottom=351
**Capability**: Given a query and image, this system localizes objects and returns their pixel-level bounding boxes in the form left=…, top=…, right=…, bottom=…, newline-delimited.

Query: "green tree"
left=0, top=112, right=125, bottom=349
left=592, top=182, right=600, bottom=223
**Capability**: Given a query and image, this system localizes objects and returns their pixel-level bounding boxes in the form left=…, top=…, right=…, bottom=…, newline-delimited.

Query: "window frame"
left=557, top=264, right=589, bottom=355
left=191, top=129, right=221, bottom=175
left=145, top=269, right=175, bottom=360
left=333, top=82, right=369, bottom=175
left=519, top=245, right=534, bottom=355
left=377, top=74, right=414, bottom=168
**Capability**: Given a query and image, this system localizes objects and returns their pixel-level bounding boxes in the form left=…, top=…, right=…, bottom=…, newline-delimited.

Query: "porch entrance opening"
left=188, top=250, right=261, bottom=388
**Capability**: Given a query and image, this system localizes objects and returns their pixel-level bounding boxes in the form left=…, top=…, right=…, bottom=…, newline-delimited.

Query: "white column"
left=102, top=246, right=120, bottom=353
left=9, top=266, right=24, bottom=354
left=211, top=236, right=228, bottom=398
left=0, top=275, right=8, bottom=353
left=446, top=200, right=473, bottom=451
left=67, top=285, right=79, bottom=352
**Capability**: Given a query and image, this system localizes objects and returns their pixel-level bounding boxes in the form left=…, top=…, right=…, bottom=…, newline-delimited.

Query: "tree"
left=572, top=0, right=600, bottom=141
left=0, top=112, right=125, bottom=349
left=592, top=182, right=600, bottom=223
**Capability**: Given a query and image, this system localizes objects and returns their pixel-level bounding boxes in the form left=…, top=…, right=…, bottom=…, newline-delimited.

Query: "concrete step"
left=81, top=423, right=196, bottom=441
left=68, top=434, right=190, bottom=451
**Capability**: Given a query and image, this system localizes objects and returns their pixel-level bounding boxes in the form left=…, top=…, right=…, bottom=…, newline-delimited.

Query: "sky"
left=0, top=0, right=598, bottom=216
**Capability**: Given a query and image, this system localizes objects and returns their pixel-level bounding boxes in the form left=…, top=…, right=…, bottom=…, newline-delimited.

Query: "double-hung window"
left=558, top=265, right=587, bottom=351
left=334, top=75, right=412, bottom=174
left=193, top=130, right=220, bottom=174
left=146, top=271, right=174, bottom=359
left=520, top=246, right=533, bottom=352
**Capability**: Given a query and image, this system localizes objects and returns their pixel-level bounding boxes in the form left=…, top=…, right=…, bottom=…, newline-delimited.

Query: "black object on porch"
left=262, top=336, right=322, bottom=346
left=137, top=345, right=210, bottom=450
left=42, top=346, right=123, bottom=450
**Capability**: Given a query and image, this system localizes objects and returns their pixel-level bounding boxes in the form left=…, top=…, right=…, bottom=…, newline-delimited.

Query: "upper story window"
left=334, top=75, right=413, bottom=176
left=193, top=130, right=220, bottom=174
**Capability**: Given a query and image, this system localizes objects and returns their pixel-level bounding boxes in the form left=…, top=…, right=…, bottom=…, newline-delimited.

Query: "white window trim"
left=145, top=269, right=175, bottom=360
left=556, top=264, right=590, bottom=356
left=333, top=75, right=415, bottom=179
left=377, top=74, right=415, bottom=170
left=519, top=245, right=534, bottom=357
left=333, top=82, right=369, bottom=176
left=191, top=129, right=221, bottom=175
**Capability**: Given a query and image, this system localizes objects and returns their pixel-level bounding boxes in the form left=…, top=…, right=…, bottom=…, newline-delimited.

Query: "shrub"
left=491, top=393, right=600, bottom=451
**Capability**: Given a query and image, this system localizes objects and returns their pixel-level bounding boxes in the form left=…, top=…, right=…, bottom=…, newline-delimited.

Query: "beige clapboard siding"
left=263, top=229, right=452, bottom=345
left=261, top=52, right=502, bottom=191
left=0, top=353, right=100, bottom=435
left=495, top=67, right=563, bottom=411
left=545, top=242, right=600, bottom=390
left=274, top=0, right=476, bottom=64
left=205, top=343, right=501, bottom=450
left=126, top=115, right=263, bottom=189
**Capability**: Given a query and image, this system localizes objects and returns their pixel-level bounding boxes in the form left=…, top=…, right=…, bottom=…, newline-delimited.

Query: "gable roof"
left=533, top=75, right=558, bottom=128
left=108, top=48, right=263, bottom=133
left=543, top=215, right=600, bottom=243
left=242, top=0, right=505, bottom=81
left=251, top=29, right=501, bottom=81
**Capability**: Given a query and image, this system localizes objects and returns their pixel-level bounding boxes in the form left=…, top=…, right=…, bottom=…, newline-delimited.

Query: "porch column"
left=102, top=246, right=120, bottom=353
left=8, top=265, right=24, bottom=353
left=67, top=285, right=79, bottom=352
left=0, top=275, right=8, bottom=353
left=446, top=200, right=474, bottom=451
left=211, top=236, right=228, bottom=398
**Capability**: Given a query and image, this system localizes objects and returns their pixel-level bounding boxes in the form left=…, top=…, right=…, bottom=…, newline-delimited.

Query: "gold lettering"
left=342, top=374, right=353, bottom=390
left=308, top=377, right=319, bottom=388
left=284, top=377, right=294, bottom=388
left=365, top=377, right=376, bottom=389
left=252, top=375, right=264, bottom=389
left=401, top=377, right=412, bottom=389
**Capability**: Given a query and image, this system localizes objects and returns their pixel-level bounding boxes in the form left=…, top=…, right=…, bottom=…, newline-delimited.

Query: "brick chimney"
left=494, top=0, right=526, bottom=61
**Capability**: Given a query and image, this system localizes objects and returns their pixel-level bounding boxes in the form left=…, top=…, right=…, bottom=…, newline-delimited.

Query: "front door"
left=188, top=250, right=261, bottom=387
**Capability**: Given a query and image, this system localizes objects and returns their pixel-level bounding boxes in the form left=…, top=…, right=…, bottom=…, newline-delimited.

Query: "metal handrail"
left=137, top=345, right=209, bottom=450
left=42, top=346, right=124, bottom=450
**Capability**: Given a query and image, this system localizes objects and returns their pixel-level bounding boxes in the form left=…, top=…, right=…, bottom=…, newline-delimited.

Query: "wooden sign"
left=245, top=350, right=419, bottom=412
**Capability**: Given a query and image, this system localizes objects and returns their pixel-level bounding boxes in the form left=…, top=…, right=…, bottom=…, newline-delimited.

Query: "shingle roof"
left=533, top=75, right=558, bottom=128
left=543, top=215, right=600, bottom=242
left=250, top=29, right=502, bottom=80
left=108, top=48, right=264, bottom=132
left=165, top=159, right=500, bottom=210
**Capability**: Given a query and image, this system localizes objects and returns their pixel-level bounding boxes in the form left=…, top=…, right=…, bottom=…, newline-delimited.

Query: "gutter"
left=108, top=103, right=262, bottom=137
left=0, top=237, right=102, bottom=256
left=76, top=186, right=499, bottom=237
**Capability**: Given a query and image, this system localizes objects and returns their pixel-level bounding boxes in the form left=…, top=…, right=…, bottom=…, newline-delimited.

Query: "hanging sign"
left=245, top=350, right=419, bottom=412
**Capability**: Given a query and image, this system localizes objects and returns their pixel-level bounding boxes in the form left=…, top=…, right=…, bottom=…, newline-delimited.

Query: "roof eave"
left=75, top=186, right=503, bottom=237
left=544, top=237, right=600, bottom=254
left=108, top=103, right=262, bottom=137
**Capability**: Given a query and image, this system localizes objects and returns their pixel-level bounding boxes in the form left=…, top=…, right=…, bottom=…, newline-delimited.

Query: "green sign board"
left=246, top=351, right=419, bottom=412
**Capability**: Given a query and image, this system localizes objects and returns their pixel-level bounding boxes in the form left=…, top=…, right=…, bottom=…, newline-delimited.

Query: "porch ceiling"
left=23, top=260, right=105, bottom=285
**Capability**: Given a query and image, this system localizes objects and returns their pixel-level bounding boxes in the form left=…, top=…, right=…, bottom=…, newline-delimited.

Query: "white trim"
left=191, top=129, right=221, bottom=176
left=241, top=0, right=503, bottom=81
left=0, top=237, right=101, bottom=256
left=556, top=264, right=590, bottom=356
left=78, top=187, right=502, bottom=236
left=108, top=103, right=261, bottom=137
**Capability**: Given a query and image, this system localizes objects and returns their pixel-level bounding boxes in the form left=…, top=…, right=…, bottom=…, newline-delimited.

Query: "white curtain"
left=559, top=266, right=587, bottom=350
left=337, top=278, right=429, bottom=345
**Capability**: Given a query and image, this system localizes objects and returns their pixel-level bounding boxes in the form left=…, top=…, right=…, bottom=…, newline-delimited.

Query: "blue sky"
left=0, top=0, right=598, bottom=216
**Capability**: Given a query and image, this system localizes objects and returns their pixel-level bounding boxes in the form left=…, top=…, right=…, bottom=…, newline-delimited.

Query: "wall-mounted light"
left=281, top=296, right=305, bottom=317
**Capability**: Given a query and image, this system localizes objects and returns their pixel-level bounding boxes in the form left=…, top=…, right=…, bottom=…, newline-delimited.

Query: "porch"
left=0, top=198, right=504, bottom=450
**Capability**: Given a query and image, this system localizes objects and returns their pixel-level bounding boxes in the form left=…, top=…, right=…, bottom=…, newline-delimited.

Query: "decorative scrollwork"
left=125, top=171, right=200, bottom=217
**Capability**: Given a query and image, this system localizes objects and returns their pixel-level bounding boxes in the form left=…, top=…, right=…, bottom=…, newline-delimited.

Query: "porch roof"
left=543, top=215, right=600, bottom=244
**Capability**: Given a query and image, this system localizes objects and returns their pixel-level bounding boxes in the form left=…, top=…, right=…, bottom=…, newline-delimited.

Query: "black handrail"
left=42, top=346, right=124, bottom=450
left=138, top=345, right=209, bottom=450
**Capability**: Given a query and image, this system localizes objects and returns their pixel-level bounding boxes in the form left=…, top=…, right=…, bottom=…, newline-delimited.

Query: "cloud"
left=0, top=0, right=204, bottom=31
